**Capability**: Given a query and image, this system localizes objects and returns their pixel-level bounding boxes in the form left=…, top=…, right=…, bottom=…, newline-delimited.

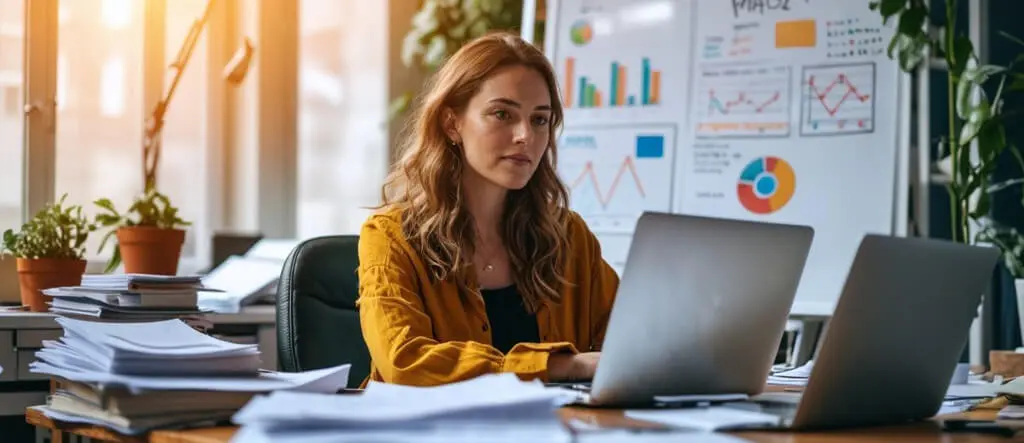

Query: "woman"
left=357, top=31, right=619, bottom=387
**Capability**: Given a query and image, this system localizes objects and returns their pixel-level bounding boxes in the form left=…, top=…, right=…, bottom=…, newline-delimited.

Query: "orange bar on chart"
left=616, top=65, right=626, bottom=106
left=564, top=57, right=574, bottom=107
left=594, top=90, right=602, bottom=107
left=775, top=20, right=816, bottom=48
left=650, top=71, right=661, bottom=104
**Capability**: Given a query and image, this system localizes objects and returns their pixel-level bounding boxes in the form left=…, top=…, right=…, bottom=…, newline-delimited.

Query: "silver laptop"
left=575, top=211, right=814, bottom=406
left=739, top=234, right=999, bottom=430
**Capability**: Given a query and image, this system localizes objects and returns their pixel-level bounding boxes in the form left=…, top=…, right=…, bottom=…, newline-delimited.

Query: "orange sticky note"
left=776, top=20, right=816, bottom=48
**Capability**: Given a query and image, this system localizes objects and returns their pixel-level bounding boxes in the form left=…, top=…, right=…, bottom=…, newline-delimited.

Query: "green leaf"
left=951, top=36, right=974, bottom=77
left=97, top=229, right=116, bottom=253
left=955, top=64, right=1003, bottom=120
left=971, top=184, right=991, bottom=218
left=423, top=35, right=449, bottom=69
left=94, top=214, right=121, bottom=226
left=897, top=6, right=926, bottom=36
left=960, top=99, right=992, bottom=146
left=968, top=65, right=1007, bottom=83
left=987, top=178, right=1024, bottom=194
left=6, top=195, right=93, bottom=259
left=976, top=119, right=1007, bottom=162
left=104, top=245, right=122, bottom=273
left=999, top=30, right=1024, bottom=49
left=956, top=75, right=975, bottom=120
left=1010, top=74, right=1024, bottom=92
left=388, top=93, right=413, bottom=121
left=880, top=0, right=907, bottom=18
left=889, top=33, right=929, bottom=72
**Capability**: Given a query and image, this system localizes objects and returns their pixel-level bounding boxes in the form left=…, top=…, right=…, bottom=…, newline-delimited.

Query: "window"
left=55, top=0, right=144, bottom=261
left=161, top=0, right=210, bottom=261
left=0, top=0, right=25, bottom=233
left=100, top=0, right=130, bottom=30
left=56, top=54, right=67, bottom=110
left=296, top=0, right=388, bottom=238
left=99, top=56, right=125, bottom=116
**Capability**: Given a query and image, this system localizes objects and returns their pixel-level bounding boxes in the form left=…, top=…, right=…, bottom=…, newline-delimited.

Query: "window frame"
left=18, top=0, right=257, bottom=275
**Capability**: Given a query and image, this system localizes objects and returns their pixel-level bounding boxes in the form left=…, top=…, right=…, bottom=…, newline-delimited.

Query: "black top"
left=480, top=285, right=540, bottom=354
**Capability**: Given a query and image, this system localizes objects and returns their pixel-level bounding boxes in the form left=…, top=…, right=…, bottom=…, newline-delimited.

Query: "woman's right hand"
left=547, top=352, right=601, bottom=382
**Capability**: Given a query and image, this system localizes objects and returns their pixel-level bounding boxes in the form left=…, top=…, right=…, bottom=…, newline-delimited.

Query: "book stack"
left=30, top=317, right=351, bottom=434
left=43, top=274, right=215, bottom=330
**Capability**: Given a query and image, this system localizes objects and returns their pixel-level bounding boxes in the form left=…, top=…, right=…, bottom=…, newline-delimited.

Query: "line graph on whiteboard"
left=800, top=62, right=876, bottom=136
left=559, top=126, right=676, bottom=234
left=568, top=157, right=646, bottom=209
left=695, top=64, right=791, bottom=139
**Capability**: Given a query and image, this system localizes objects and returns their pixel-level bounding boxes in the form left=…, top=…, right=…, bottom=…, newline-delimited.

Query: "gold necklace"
left=476, top=240, right=501, bottom=273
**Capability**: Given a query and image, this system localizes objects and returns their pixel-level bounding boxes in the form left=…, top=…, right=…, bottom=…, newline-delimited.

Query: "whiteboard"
left=544, top=0, right=907, bottom=316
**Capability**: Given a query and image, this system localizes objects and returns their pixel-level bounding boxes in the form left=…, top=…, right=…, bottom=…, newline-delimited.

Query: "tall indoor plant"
left=93, top=0, right=252, bottom=275
left=90, top=2, right=212, bottom=276
left=1, top=195, right=94, bottom=312
left=870, top=0, right=1024, bottom=335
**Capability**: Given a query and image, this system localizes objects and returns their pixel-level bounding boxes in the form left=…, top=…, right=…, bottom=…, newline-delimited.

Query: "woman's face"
left=449, top=64, right=553, bottom=191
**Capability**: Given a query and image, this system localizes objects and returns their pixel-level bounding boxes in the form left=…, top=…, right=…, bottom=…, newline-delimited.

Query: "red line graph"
left=569, top=157, right=646, bottom=209
left=808, top=73, right=871, bottom=116
left=708, top=90, right=782, bottom=115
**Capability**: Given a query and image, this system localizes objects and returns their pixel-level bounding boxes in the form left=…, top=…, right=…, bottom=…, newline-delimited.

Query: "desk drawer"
left=0, top=330, right=13, bottom=381
left=15, top=329, right=61, bottom=348
left=16, top=350, right=45, bottom=381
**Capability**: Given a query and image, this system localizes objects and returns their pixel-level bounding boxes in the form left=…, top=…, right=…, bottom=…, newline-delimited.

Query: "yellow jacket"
left=356, top=207, right=619, bottom=387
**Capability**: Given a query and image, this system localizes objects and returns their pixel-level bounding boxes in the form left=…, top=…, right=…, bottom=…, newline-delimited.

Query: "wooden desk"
left=25, top=402, right=1013, bottom=443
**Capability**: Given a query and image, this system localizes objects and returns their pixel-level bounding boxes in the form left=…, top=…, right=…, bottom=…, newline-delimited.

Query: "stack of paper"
left=36, top=317, right=262, bottom=376
left=30, top=317, right=351, bottom=434
left=230, top=373, right=574, bottom=442
left=766, top=360, right=813, bottom=386
left=197, top=255, right=283, bottom=314
left=197, top=238, right=302, bottom=314
left=45, top=274, right=217, bottom=327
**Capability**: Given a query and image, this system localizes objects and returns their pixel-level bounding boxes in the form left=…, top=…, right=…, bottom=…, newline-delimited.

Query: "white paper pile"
left=35, top=317, right=262, bottom=376
left=29, top=318, right=350, bottom=435
left=766, top=360, right=813, bottom=386
left=197, top=255, right=283, bottom=313
left=230, top=373, right=574, bottom=443
left=46, top=274, right=216, bottom=326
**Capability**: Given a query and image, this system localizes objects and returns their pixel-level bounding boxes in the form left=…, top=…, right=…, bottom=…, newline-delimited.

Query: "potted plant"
left=1, top=195, right=94, bottom=312
left=93, top=188, right=190, bottom=275
left=870, top=0, right=1024, bottom=340
left=87, top=1, right=246, bottom=276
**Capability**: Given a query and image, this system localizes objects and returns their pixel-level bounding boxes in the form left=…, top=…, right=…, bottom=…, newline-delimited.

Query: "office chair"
left=276, top=235, right=370, bottom=388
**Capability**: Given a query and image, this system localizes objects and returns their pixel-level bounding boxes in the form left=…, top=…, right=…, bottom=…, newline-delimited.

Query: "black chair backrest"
left=276, top=235, right=370, bottom=387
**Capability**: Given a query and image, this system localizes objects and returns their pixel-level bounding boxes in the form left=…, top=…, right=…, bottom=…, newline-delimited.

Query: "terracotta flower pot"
left=16, top=258, right=87, bottom=312
left=116, top=227, right=186, bottom=275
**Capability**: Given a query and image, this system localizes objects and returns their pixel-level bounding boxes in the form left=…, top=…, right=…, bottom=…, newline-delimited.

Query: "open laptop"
left=566, top=211, right=814, bottom=406
left=732, top=234, right=1000, bottom=430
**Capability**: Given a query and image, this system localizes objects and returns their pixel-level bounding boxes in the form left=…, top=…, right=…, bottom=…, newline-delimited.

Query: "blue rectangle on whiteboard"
left=635, top=135, right=664, bottom=158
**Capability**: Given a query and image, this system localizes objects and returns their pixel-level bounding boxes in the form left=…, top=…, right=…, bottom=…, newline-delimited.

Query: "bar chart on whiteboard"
left=551, top=0, right=689, bottom=125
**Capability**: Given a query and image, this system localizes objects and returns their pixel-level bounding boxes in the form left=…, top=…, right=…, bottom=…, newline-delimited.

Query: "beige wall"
left=386, top=1, right=430, bottom=165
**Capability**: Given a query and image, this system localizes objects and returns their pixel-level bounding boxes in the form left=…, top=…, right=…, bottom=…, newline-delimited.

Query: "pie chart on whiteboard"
left=737, top=156, right=796, bottom=215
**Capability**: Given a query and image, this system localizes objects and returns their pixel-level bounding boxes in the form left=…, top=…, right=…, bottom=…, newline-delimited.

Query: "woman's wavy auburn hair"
left=380, top=31, right=571, bottom=312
